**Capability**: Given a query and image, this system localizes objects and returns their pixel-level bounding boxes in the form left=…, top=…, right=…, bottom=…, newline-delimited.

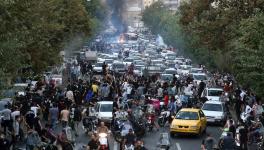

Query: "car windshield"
left=161, top=75, right=172, bottom=81
left=208, top=90, right=223, bottom=96
left=105, top=60, right=113, bottom=64
left=95, top=63, right=103, bottom=67
left=202, top=104, right=222, bottom=111
left=167, top=56, right=175, bottom=60
left=165, top=70, right=177, bottom=74
left=167, top=64, right=175, bottom=68
left=124, top=58, right=133, bottom=62
left=191, top=69, right=203, bottom=73
left=193, top=75, right=207, bottom=80
left=176, top=111, right=199, bottom=120
left=114, top=64, right=125, bottom=68
left=100, top=104, right=113, bottom=112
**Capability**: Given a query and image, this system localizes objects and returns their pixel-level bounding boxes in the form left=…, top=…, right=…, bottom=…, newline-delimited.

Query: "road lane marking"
left=176, top=143, right=181, bottom=150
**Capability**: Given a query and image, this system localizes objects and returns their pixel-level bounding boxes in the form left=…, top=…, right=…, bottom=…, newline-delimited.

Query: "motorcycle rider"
left=97, top=122, right=109, bottom=134
left=159, top=108, right=171, bottom=126
left=123, top=129, right=136, bottom=149
left=236, top=120, right=248, bottom=150
left=219, top=132, right=236, bottom=150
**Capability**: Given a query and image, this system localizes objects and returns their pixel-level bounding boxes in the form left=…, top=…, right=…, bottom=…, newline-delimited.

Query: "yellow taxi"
left=170, top=108, right=207, bottom=136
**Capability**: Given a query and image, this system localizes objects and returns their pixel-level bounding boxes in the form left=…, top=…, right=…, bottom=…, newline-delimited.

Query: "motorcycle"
left=112, top=118, right=127, bottom=143
left=132, top=118, right=146, bottom=137
left=156, top=133, right=170, bottom=150
left=98, top=132, right=109, bottom=150
left=83, top=116, right=97, bottom=134
left=146, top=114, right=155, bottom=132
left=158, top=110, right=170, bottom=127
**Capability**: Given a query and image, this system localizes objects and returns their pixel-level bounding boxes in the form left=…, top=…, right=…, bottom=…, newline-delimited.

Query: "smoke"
left=156, top=34, right=167, bottom=47
left=63, top=34, right=86, bottom=59
left=107, top=0, right=126, bottom=34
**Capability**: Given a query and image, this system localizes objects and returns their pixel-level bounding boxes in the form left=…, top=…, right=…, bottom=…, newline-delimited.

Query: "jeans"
left=51, top=118, right=57, bottom=129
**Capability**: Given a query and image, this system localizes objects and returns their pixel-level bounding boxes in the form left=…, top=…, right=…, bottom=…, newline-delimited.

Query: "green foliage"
left=143, top=0, right=264, bottom=97
left=0, top=0, right=104, bottom=89
left=231, top=12, right=264, bottom=96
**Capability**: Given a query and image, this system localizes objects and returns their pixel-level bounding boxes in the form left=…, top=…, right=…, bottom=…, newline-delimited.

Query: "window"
left=202, top=104, right=223, bottom=112
left=176, top=111, right=199, bottom=120
left=208, top=90, right=223, bottom=96
left=100, top=104, right=113, bottom=112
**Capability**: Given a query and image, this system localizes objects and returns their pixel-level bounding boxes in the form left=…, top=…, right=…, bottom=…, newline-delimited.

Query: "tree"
left=0, top=0, right=99, bottom=90
left=231, top=12, right=264, bottom=96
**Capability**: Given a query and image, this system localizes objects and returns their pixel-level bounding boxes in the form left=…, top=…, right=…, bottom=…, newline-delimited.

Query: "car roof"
left=203, top=101, right=223, bottom=105
left=97, top=101, right=113, bottom=104
left=180, top=108, right=200, bottom=112
left=161, top=74, right=173, bottom=76
left=192, top=73, right=206, bottom=76
left=206, top=88, right=223, bottom=91
left=13, top=83, right=28, bottom=87
left=165, top=68, right=176, bottom=71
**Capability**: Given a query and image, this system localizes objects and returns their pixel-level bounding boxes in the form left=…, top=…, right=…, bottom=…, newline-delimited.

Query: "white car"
left=202, top=101, right=227, bottom=125
left=192, top=73, right=207, bottom=85
left=163, top=68, right=178, bottom=77
left=92, top=101, right=113, bottom=123
left=202, top=88, right=224, bottom=101
left=50, top=75, right=62, bottom=86
left=104, top=59, right=114, bottom=69
left=93, top=62, right=104, bottom=73
left=190, top=68, right=203, bottom=74
left=177, top=65, right=192, bottom=75
left=123, top=58, right=134, bottom=66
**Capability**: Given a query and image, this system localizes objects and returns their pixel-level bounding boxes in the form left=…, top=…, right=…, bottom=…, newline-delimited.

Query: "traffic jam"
left=0, top=26, right=263, bottom=150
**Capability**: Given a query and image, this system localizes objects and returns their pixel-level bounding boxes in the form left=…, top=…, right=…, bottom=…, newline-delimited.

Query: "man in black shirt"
left=87, top=134, right=99, bottom=150
left=25, top=110, right=35, bottom=129
left=123, top=129, right=136, bottom=148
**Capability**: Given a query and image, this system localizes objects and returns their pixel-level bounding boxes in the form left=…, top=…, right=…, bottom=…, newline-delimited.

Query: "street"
left=1, top=1, right=263, bottom=150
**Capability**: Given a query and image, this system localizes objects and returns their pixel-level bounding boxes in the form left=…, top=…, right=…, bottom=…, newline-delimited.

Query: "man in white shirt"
left=11, top=106, right=20, bottom=121
left=30, top=103, right=40, bottom=117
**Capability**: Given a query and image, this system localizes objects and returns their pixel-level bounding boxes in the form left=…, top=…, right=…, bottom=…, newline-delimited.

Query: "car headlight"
left=190, top=126, right=198, bottom=129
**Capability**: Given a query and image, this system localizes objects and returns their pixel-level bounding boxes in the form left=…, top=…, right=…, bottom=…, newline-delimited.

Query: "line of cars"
left=169, top=87, right=228, bottom=137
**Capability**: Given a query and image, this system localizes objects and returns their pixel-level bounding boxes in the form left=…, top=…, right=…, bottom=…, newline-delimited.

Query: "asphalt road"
left=59, top=123, right=222, bottom=150
left=142, top=125, right=222, bottom=150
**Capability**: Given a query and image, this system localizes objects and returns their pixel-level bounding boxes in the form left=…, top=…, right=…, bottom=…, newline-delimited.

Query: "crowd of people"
left=0, top=35, right=263, bottom=150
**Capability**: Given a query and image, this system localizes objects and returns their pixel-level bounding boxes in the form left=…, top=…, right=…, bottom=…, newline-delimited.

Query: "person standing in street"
left=49, top=103, right=59, bottom=129
left=60, top=107, right=70, bottom=128
left=0, top=105, right=12, bottom=135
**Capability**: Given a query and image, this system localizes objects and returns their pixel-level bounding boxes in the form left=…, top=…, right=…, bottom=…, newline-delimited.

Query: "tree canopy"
left=142, top=0, right=264, bottom=97
left=0, top=0, right=105, bottom=88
